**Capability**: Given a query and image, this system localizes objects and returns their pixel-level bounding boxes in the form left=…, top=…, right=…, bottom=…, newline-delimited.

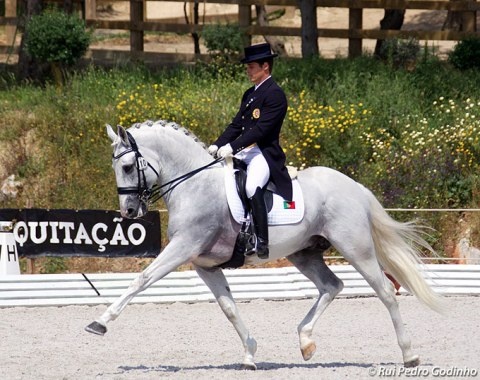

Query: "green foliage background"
left=1, top=56, right=480, bottom=265
left=24, top=8, right=91, bottom=65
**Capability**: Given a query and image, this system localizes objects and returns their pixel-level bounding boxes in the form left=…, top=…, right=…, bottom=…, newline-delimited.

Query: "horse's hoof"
left=404, top=356, right=420, bottom=368
left=241, top=362, right=257, bottom=371
left=85, top=321, right=107, bottom=336
left=301, top=341, right=317, bottom=361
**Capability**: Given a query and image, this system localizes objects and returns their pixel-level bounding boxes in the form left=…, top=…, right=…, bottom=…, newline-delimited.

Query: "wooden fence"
left=0, top=0, right=479, bottom=63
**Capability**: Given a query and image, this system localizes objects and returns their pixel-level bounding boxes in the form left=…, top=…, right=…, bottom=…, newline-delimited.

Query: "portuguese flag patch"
left=283, top=200, right=296, bottom=209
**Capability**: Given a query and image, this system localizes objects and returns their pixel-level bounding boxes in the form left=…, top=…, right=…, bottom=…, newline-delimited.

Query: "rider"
left=208, top=43, right=293, bottom=259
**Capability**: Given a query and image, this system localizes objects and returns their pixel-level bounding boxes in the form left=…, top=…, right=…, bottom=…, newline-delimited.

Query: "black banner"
left=0, top=209, right=161, bottom=258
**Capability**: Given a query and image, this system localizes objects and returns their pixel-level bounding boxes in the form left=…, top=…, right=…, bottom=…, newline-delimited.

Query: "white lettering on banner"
left=13, top=222, right=28, bottom=247
left=110, top=223, right=129, bottom=246
left=29, top=221, right=49, bottom=244
left=128, top=224, right=146, bottom=245
left=12, top=220, right=147, bottom=252
left=92, top=223, right=108, bottom=252
left=74, top=223, right=93, bottom=245
left=50, top=221, right=60, bottom=243
left=60, top=222, right=75, bottom=243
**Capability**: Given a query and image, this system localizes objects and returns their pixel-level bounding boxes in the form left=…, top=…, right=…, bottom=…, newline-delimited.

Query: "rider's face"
left=246, top=62, right=269, bottom=85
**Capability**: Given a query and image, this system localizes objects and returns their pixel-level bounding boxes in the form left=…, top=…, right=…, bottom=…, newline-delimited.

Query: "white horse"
left=85, top=120, right=443, bottom=370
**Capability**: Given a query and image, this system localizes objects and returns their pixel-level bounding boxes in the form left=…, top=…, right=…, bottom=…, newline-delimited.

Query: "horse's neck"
left=135, top=124, right=213, bottom=189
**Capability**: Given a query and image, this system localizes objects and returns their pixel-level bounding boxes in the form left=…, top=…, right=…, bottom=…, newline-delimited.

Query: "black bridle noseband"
left=113, top=131, right=222, bottom=205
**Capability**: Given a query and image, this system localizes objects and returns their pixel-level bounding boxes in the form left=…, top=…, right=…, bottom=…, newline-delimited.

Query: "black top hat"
left=240, top=43, right=278, bottom=64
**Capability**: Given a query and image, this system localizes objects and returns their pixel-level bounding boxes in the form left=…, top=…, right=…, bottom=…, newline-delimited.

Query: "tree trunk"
left=374, top=9, right=406, bottom=57
left=297, top=0, right=319, bottom=58
left=17, top=0, right=44, bottom=81
left=184, top=1, right=200, bottom=54
left=255, top=5, right=287, bottom=56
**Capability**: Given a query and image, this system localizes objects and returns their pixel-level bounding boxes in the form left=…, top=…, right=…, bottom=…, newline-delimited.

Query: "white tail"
left=368, top=193, right=444, bottom=313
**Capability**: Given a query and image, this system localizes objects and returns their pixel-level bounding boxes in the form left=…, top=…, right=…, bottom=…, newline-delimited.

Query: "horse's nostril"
left=127, top=208, right=135, bottom=216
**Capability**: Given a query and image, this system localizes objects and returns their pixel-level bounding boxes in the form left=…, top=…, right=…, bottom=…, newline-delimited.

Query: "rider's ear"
left=106, top=124, right=117, bottom=142
left=117, top=125, right=131, bottom=147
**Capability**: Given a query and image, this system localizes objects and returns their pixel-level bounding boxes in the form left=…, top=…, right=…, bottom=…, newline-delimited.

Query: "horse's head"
left=107, top=124, right=159, bottom=219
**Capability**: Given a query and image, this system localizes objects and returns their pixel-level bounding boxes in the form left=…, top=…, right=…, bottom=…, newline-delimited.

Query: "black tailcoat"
left=213, top=77, right=293, bottom=201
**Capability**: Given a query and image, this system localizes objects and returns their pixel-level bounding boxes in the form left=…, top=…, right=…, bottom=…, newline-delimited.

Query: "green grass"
left=0, top=56, right=479, bottom=261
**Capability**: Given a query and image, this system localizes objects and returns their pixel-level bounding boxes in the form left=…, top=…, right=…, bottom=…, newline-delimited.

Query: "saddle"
left=233, top=158, right=274, bottom=216
left=219, top=158, right=303, bottom=269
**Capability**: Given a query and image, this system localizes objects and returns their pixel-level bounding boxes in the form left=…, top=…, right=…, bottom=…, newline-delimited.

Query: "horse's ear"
left=116, top=125, right=131, bottom=147
left=106, top=124, right=117, bottom=142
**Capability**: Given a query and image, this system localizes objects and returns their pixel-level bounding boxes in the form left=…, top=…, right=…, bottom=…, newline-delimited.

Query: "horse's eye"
left=123, top=164, right=134, bottom=174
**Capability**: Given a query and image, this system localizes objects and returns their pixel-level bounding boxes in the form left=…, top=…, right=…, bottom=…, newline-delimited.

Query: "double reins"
left=114, top=131, right=222, bottom=205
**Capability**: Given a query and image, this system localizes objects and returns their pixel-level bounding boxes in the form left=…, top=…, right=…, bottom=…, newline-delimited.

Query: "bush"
left=201, top=23, right=243, bottom=57
left=378, top=37, right=420, bottom=70
left=24, top=8, right=91, bottom=66
left=448, top=37, right=480, bottom=70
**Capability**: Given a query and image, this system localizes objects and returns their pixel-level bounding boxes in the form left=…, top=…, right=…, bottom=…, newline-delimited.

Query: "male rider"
left=208, top=43, right=293, bottom=259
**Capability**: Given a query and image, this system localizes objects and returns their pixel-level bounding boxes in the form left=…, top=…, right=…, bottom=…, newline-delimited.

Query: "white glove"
left=217, top=144, right=233, bottom=158
left=207, top=145, right=218, bottom=155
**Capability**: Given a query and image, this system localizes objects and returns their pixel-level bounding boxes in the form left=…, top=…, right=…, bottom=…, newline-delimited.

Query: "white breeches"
left=235, top=146, right=270, bottom=198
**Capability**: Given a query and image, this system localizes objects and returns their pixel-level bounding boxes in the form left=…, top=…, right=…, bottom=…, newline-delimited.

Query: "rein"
left=114, top=131, right=222, bottom=205
left=148, top=157, right=223, bottom=203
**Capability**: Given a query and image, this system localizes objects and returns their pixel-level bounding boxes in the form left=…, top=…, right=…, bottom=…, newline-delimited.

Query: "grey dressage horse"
left=85, top=120, right=443, bottom=370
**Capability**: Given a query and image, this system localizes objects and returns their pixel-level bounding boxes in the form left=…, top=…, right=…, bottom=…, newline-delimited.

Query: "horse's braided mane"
left=130, top=119, right=207, bottom=149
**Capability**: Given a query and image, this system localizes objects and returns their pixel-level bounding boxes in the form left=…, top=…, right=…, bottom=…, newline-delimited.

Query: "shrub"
left=24, top=8, right=91, bottom=66
left=448, top=37, right=480, bottom=70
left=378, top=37, right=420, bottom=70
left=201, top=23, right=243, bottom=57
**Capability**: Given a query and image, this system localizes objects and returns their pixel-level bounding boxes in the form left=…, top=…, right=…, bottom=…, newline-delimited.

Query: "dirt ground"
left=0, top=295, right=479, bottom=379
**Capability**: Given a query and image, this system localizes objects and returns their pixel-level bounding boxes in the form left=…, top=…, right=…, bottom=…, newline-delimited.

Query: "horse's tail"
left=366, top=190, right=444, bottom=313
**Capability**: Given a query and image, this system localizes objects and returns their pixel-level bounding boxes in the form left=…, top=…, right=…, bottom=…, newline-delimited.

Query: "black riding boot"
left=247, top=187, right=269, bottom=259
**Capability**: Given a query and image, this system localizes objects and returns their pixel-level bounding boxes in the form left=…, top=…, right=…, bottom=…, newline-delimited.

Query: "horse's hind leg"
left=194, top=265, right=257, bottom=370
left=348, top=255, right=420, bottom=367
left=287, top=247, right=344, bottom=361
left=332, top=234, right=420, bottom=367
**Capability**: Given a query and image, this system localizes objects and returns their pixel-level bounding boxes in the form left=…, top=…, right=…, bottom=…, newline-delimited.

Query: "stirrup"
left=244, top=234, right=269, bottom=259
left=244, top=234, right=257, bottom=257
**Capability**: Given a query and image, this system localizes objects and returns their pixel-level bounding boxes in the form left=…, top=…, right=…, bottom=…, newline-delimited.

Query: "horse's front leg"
left=194, top=265, right=257, bottom=370
left=85, top=240, right=194, bottom=335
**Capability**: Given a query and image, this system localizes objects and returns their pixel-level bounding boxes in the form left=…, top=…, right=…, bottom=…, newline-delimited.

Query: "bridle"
left=113, top=131, right=159, bottom=204
left=113, top=131, right=222, bottom=205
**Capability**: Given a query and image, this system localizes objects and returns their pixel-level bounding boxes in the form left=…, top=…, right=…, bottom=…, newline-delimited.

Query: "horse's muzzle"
left=121, top=198, right=148, bottom=219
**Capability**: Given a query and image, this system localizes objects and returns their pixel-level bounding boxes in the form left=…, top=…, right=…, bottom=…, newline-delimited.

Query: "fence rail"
left=1, top=264, right=479, bottom=307
left=0, top=0, right=478, bottom=63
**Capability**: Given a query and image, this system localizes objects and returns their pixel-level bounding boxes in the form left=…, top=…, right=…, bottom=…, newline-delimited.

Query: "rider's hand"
left=217, top=144, right=233, bottom=158
left=207, top=145, right=218, bottom=156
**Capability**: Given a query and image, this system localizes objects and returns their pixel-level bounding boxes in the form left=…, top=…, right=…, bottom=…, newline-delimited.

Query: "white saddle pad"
left=224, top=164, right=305, bottom=226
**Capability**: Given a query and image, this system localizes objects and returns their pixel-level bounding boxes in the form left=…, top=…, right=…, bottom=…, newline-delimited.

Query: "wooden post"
left=84, top=0, right=97, bottom=20
left=348, top=8, right=363, bottom=58
left=238, top=4, right=252, bottom=47
left=130, top=0, right=144, bottom=53
left=462, top=0, right=477, bottom=32
left=26, top=258, right=35, bottom=274
left=5, top=0, right=17, bottom=46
